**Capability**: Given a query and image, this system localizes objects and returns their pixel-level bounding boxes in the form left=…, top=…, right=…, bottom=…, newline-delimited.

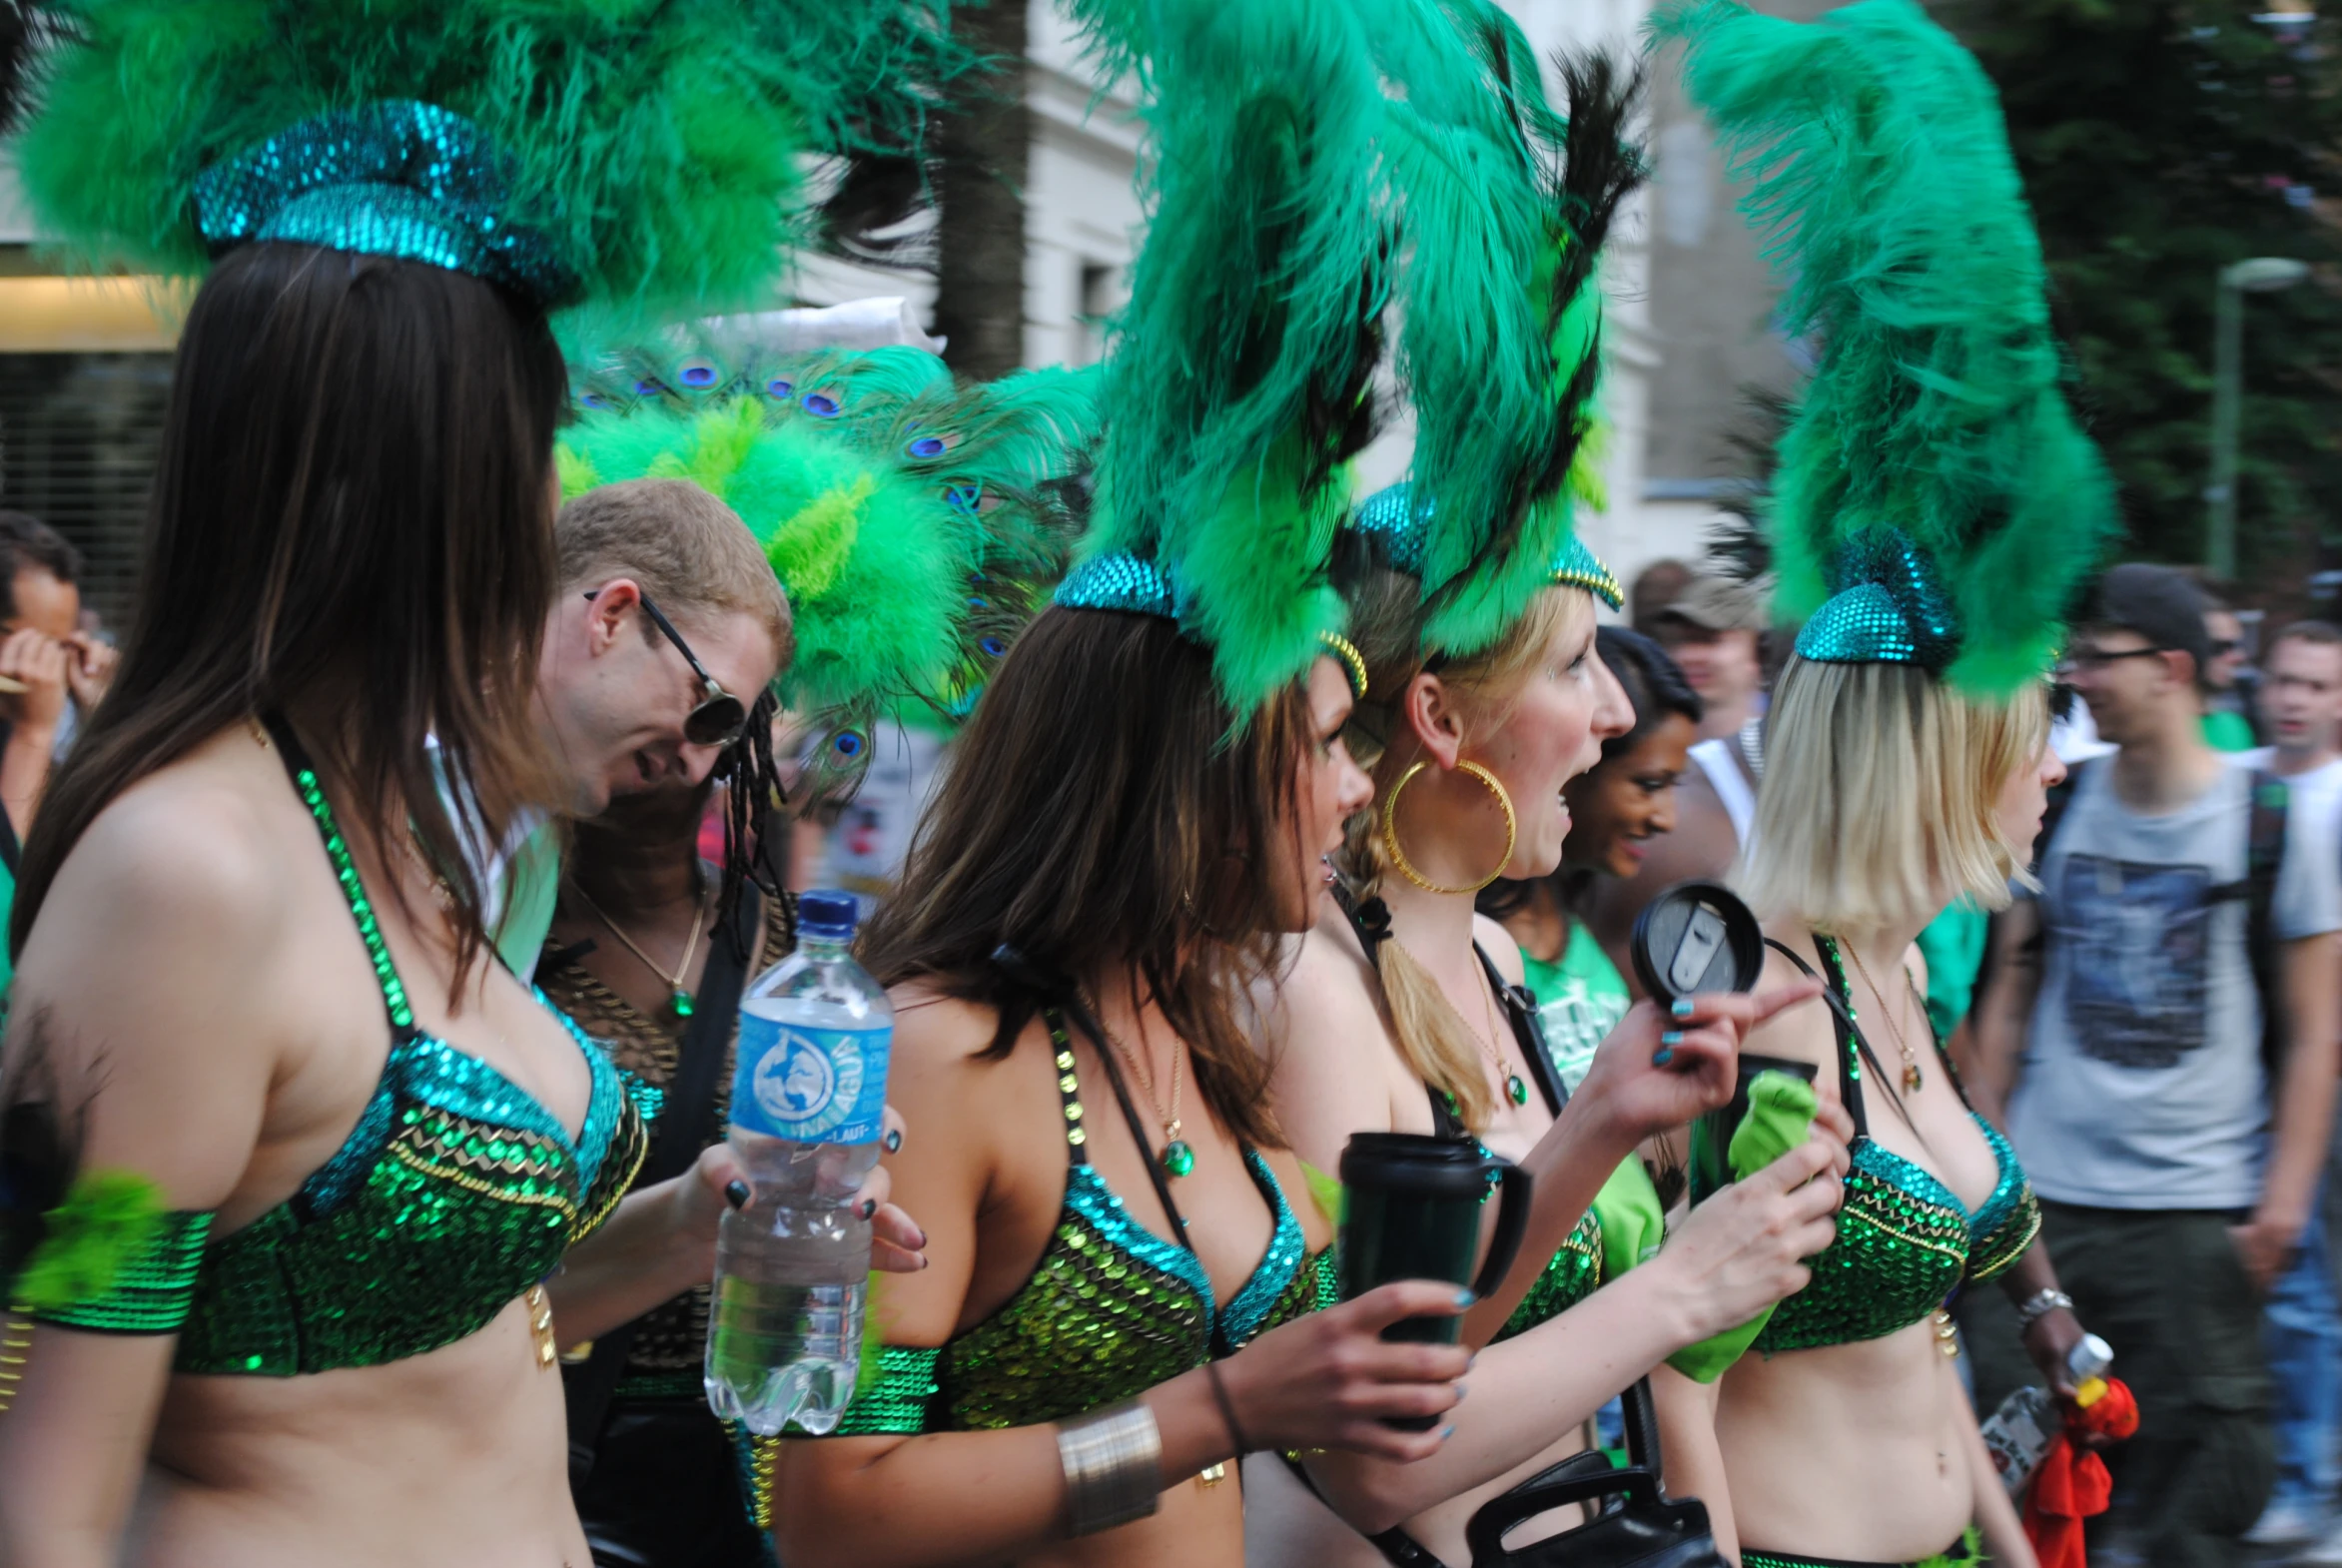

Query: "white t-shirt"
left=2009, top=757, right=2342, bottom=1209
left=2239, top=749, right=2342, bottom=839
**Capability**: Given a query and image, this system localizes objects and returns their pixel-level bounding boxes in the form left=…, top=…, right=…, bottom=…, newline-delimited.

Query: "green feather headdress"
left=1652, top=0, right=2116, bottom=692
left=16, top=0, right=960, bottom=319
left=1376, top=29, right=1645, bottom=656
left=1055, top=0, right=1388, bottom=710
left=560, top=347, right=1098, bottom=802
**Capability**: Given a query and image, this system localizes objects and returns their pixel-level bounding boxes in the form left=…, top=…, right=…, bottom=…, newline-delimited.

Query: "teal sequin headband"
left=1793, top=528, right=1961, bottom=673
left=193, top=101, right=576, bottom=308
left=1053, top=551, right=1367, bottom=697
left=1350, top=482, right=1624, bottom=611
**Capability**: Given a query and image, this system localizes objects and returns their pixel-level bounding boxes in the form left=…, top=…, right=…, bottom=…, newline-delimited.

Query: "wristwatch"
left=2013, top=1287, right=2074, bottom=1335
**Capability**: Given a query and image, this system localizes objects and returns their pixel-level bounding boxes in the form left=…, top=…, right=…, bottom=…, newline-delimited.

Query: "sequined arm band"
left=26, top=1210, right=213, bottom=1335
left=832, top=1343, right=944, bottom=1435
left=1057, top=1400, right=1163, bottom=1537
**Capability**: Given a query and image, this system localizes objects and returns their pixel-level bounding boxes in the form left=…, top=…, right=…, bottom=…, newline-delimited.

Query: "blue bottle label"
left=731, top=1018, right=892, bottom=1144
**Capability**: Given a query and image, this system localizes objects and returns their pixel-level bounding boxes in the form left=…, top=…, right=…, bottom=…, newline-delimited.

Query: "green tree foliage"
left=1935, top=0, right=2342, bottom=580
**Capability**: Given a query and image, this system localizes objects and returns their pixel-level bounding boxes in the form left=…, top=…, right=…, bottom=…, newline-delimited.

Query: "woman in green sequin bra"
left=770, top=614, right=1473, bottom=1568
left=1649, top=2, right=2119, bottom=1563
left=1250, top=503, right=1849, bottom=1568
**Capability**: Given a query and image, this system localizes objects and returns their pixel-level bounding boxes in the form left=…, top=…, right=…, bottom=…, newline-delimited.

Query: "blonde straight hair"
left=1337, top=564, right=1585, bottom=1132
left=1739, top=656, right=2049, bottom=933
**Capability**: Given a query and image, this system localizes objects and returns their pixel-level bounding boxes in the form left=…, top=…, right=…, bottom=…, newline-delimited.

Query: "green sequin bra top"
left=28, top=719, right=652, bottom=1372
left=1742, top=937, right=2038, bottom=1354
left=834, top=1011, right=1333, bottom=1435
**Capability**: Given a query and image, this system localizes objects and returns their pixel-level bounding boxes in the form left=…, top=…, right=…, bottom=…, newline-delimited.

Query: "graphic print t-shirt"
left=1521, top=922, right=1631, bottom=1095
left=2008, top=759, right=2342, bottom=1209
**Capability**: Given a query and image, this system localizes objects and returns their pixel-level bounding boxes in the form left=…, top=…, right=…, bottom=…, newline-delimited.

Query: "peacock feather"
left=559, top=348, right=1098, bottom=804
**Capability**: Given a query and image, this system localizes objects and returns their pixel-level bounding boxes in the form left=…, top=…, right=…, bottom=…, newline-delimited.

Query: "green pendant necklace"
left=1099, top=1012, right=1193, bottom=1177
left=574, top=881, right=709, bottom=1020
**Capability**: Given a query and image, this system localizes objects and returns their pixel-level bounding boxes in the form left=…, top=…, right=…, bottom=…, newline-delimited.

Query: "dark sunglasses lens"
left=2049, top=681, right=2077, bottom=722
left=686, top=694, right=749, bottom=748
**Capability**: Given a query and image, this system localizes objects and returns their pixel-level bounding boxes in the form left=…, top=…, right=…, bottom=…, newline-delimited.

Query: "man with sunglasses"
left=1970, top=563, right=2342, bottom=1567
left=478, top=478, right=789, bottom=977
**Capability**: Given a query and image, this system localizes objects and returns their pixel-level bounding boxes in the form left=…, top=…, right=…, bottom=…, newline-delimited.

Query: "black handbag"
left=1461, top=1378, right=1728, bottom=1568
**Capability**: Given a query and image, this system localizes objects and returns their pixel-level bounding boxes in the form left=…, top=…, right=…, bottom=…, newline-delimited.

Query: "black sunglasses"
left=582, top=588, right=750, bottom=749
left=2062, top=643, right=2167, bottom=672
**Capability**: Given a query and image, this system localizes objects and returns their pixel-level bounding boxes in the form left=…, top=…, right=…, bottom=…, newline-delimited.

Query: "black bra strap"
left=1058, top=994, right=1200, bottom=1249
left=1762, top=937, right=1868, bottom=1139
left=1477, top=942, right=1565, bottom=1118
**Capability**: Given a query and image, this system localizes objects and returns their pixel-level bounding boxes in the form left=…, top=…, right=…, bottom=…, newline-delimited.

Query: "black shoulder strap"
left=1477, top=942, right=1565, bottom=1118
left=2246, top=768, right=2290, bottom=1082
left=1331, top=880, right=1466, bottom=1139
left=1762, top=937, right=1870, bottom=1140
left=567, top=883, right=762, bottom=1489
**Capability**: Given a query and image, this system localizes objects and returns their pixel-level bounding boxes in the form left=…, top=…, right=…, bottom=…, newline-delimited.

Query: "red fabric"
left=2022, top=1380, right=2137, bottom=1568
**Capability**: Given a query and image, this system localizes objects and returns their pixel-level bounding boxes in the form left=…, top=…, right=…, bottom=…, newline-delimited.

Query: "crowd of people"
left=0, top=3, right=2337, bottom=1568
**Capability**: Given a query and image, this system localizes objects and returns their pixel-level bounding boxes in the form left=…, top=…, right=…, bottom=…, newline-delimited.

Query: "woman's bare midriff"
left=133, top=1299, right=586, bottom=1568
left=1716, top=1320, right=1976, bottom=1561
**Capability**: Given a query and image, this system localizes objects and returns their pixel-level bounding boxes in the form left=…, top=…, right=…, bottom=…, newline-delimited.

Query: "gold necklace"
left=1843, top=941, right=1923, bottom=1094
left=1469, top=975, right=1528, bottom=1108
left=573, top=882, right=710, bottom=1019
left=1092, top=1005, right=1192, bottom=1178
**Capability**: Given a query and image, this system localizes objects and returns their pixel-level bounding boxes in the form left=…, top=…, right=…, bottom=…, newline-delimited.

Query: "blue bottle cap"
left=798, top=890, right=860, bottom=939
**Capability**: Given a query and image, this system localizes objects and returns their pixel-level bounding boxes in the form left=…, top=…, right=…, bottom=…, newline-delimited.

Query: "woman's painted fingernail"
left=1454, top=1288, right=1477, bottom=1308
left=1454, top=1382, right=1468, bottom=1403
left=860, top=1197, right=878, bottom=1220
left=724, top=1179, right=751, bottom=1209
left=884, top=1128, right=904, bottom=1154
left=1661, top=1030, right=1685, bottom=1047
left=1670, top=999, right=1696, bottom=1019
left=1438, top=1425, right=1457, bottom=1441
left=914, top=1227, right=931, bottom=1250
left=1652, top=1047, right=1674, bottom=1067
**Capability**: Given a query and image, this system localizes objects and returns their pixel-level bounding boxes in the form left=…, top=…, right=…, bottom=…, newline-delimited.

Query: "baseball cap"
left=2083, top=563, right=2213, bottom=679
left=1656, top=574, right=1769, bottom=634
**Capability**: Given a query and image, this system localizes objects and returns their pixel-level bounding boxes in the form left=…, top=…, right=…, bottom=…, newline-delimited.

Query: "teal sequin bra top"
left=835, top=1010, right=1333, bottom=1435
left=32, top=719, right=653, bottom=1372
left=1749, top=937, right=2038, bottom=1354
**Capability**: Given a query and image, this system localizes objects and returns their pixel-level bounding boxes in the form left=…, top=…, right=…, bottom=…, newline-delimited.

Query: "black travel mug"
left=1337, top=1132, right=1533, bottom=1425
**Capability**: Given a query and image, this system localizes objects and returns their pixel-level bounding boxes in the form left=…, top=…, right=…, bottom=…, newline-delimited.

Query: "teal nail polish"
left=1661, top=1030, right=1685, bottom=1047
left=1453, top=1288, right=1477, bottom=1308
left=1670, top=999, right=1695, bottom=1019
left=1652, top=1047, right=1674, bottom=1067
left=1438, top=1425, right=1456, bottom=1441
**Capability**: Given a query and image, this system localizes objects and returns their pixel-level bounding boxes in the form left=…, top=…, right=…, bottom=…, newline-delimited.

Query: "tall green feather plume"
left=1066, top=0, right=1388, bottom=708
left=17, top=0, right=961, bottom=322
left=1387, top=26, right=1644, bottom=656
left=560, top=348, right=1097, bottom=801
left=1652, top=0, right=2116, bottom=692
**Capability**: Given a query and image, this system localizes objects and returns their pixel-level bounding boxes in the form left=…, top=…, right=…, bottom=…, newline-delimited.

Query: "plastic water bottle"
left=1979, top=1333, right=2114, bottom=1496
left=705, top=890, right=893, bottom=1436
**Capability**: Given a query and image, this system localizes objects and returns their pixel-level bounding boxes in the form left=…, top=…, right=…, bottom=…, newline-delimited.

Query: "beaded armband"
left=25, top=1209, right=213, bottom=1334
left=835, top=1343, right=944, bottom=1435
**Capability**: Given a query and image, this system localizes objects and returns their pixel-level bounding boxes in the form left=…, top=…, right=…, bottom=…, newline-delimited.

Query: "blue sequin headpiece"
left=1350, top=482, right=1623, bottom=611
left=1055, top=550, right=1182, bottom=621
left=193, top=102, right=576, bottom=308
left=1793, top=528, right=1962, bottom=673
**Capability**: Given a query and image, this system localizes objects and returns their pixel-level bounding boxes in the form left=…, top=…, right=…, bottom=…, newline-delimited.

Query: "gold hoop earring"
left=1380, top=760, right=1517, bottom=896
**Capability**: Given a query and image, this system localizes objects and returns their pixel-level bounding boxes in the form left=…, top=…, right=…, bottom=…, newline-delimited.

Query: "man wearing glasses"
left=476, top=477, right=789, bottom=977
left=1970, top=563, right=2342, bottom=1566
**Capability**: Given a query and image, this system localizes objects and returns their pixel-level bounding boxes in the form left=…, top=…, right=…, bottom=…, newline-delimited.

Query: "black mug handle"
left=1470, top=1159, right=1534, bottom=1301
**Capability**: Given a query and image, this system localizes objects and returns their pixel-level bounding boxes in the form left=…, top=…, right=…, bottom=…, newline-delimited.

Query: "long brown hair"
left=860, top=606, right=1312, bottom=1149
left=13, top=243, right=566, bottom=978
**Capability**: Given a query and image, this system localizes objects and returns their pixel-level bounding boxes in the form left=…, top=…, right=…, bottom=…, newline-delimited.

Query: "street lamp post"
left=2207, top=257, right=2311, bottom=582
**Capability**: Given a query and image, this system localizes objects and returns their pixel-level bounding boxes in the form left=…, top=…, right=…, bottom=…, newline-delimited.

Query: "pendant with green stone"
left=1162, top=1137, right=1195, bottom=1178
left=673, top=989, right=695, bottom=1019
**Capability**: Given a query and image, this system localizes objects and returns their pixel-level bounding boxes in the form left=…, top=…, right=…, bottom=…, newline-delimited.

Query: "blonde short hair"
left=556, top=478, right=791, bottom=660
left=1739, top=657, right=2047, bottom=932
